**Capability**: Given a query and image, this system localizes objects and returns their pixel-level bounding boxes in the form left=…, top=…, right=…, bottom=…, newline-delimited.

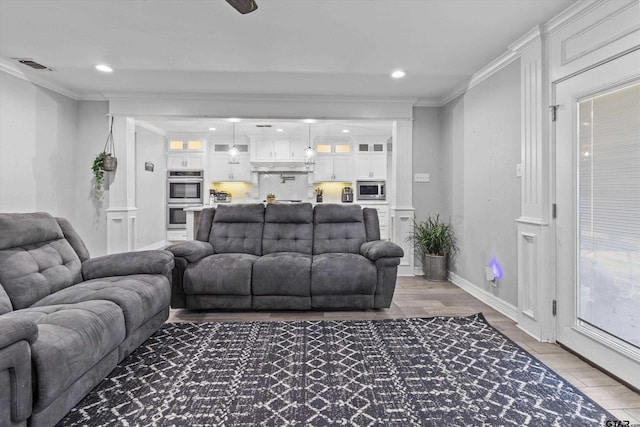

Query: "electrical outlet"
left=414, top=173, right=430, bottom=183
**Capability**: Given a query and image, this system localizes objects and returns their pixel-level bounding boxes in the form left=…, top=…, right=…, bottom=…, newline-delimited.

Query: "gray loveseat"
left=0, top=212, right=174, bottom=427
left=168, top=203, right=404, bottom=310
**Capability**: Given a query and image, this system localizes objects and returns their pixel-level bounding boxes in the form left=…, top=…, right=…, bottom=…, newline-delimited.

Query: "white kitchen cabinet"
left=167, top=154, right=204, bottom=170
left=359, top=203, right=389, bottom=240
left=167, top=138, right=204, bottom=152
left=355, top=140, right=387, bottom=179
left=290, top=139, right=310, bottom=161
left=253, top=139, right=293, bottom=161
left=355, top=154, right=386, bottom=179
left=313, top=155, right=352, bottom=182
left=210, top=143, right=251, bottom=181
left=166, top=136, right=205, bottom=170
left=210, top=155, right=251, bottom=181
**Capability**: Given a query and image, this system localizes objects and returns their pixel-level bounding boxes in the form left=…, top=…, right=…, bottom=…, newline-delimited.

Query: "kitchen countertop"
left=184, top=200, right=387, bottom=212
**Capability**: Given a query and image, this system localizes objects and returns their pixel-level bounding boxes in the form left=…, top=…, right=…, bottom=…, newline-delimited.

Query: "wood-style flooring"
left=168, top=275, right=640, bottom=423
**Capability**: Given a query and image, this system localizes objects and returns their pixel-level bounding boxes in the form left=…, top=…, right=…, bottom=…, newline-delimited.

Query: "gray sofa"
left=168, top=203, right=404, bottom=310
left=0, top=212, right=174, bottom=427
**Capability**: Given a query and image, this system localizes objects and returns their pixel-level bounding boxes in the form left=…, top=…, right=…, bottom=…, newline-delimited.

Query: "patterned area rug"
left=58, top=314, right=611, bottom=426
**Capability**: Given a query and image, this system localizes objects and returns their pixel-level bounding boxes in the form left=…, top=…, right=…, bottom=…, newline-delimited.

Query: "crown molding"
left=437, top=0, right=605, bottom=107
left=413, top=98, right=443, bottom=107
left=102, top=91, right=420, bottom=106
left=543, top=0, right=603, bottom=37
left=0, top=58, right=80, bottom=100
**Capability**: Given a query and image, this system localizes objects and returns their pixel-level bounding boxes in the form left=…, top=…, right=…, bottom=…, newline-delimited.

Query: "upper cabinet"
left=209, top=142, right=251, bottom=182
left=313, top=137, right=353, bottom=182
left=354, top=139, right=387, bottom=180
left=167, top=138, right=204, bottom=152
left=166, top=136, right=205, bottom=170
left=251, top=137, right=310, bottom=162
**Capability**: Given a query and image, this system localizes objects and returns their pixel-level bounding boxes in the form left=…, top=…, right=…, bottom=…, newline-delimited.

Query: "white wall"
left=135, top=125, right=166, bottom=249
left=0, top=70, right=78, bottom=219
left=75, top=101, right=110, bottom=256
left=441, top=60, right=521, bottom=306
left=0, top=71, right=111, bottom=255
left=412, top=107, right=442, bottom=221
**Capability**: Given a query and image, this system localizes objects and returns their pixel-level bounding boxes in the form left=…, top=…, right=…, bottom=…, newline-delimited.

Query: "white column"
left=106, top=116, right=138, bottom=254
left=516, top=27, right=554, bottom=341
left=390, top=119, right=415, bottom=276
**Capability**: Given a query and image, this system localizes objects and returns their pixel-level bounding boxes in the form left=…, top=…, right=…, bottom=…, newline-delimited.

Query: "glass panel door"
left=555, top=50, right=640, bottom=390
left=577, top=83, right=640, bottom=349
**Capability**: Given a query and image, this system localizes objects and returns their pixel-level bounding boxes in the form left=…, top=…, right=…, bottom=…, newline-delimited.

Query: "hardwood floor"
left=168, top=275, right=640, bottom=423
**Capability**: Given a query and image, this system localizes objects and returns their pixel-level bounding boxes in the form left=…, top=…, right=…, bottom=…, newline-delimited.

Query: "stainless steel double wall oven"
left=166, top=170, right=204, bottom=229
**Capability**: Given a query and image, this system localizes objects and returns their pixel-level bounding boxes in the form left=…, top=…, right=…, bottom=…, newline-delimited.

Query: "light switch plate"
left=414, top=173, right=430, bottom=183
left=516, top=163, right=522, bottom=177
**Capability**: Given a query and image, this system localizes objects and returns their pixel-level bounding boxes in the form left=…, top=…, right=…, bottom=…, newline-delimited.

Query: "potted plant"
left=92, top=117, right=118, bottom=199
left=266, top=193, right=276, bottom=204
left=92, top=152, right=116, bottom=200
left=410, top=214, right=457, bottom=281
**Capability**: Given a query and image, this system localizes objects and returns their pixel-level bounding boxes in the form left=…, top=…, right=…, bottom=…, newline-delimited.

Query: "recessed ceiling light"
left=342, top=129, right=350, bottom=133
left=209, top=127, right=216, bottom=131
left=276, top=128, right=284, bottom=132
left=95, top=64, right=113, bottom=73
left=303, top=119, right=317, bottom=124
left=391, top=70, right=406, bottom=79
left=227, top=118, right=242, bottom=123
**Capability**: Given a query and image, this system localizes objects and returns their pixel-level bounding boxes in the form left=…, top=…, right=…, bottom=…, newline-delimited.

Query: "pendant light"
left=228, top=122, right=240, bottom=164
left=305, top=123, right=315, bottom=165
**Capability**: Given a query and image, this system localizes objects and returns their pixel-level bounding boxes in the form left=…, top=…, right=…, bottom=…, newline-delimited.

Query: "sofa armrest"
left=360, top=240, right=404, bottom=261
left=0, top=318, right=37, bottom=350
left=166, top=240, right=214, bottom=263
left=82, top=250, right=175, bottom=280
left=0, top=317, right=37, bottom=425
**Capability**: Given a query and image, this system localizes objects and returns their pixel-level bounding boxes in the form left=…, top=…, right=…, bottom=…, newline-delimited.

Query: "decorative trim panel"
left=561, top=1, right=640, bottom=66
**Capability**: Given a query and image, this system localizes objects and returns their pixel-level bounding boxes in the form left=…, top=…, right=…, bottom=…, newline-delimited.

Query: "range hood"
left=251, top=163, right=313, bottom=173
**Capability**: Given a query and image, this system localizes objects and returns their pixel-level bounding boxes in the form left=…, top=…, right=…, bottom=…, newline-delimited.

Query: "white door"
left=555, top=50, right=640, bottom=389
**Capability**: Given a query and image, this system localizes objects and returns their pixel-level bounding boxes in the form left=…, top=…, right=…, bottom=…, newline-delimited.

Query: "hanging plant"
left=92, top=117, right=118, bottom=199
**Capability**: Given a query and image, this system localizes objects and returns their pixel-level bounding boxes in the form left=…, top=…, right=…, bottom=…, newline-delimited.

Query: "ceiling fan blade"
left=225, top=0, right=258, bottom=14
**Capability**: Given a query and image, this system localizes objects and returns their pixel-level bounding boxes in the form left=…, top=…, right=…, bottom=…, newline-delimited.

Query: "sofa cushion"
left=0, top=213, right=84, bottom=310
left=1, top=300, right=125, bottom=411
left=313, top=204, right=367, bottom=255
left=209, top=204, right=265, bottom=256
left=263, top=203, right=313, bottom=255
left=184, top=253, right=258, bottom=296
left=311, top=253, right=377, bottom=295
left=0, top=243, right=83, bottom=310
left=0, top=212, right=63, bottom=251
left=253, top=252, right=312, bottom=296
left=31, top=274, right=170, bottom=336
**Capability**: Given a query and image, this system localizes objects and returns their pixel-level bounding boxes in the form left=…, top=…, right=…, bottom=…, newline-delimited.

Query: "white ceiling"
left=0, top=0, right=576, bottom=105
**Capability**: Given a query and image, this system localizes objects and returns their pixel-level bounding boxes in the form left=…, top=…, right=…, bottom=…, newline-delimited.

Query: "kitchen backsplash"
left=259, top=172, right=309, bottom=201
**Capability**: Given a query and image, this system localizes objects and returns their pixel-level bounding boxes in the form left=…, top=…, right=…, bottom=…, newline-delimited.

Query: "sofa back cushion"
left=313, top=204, right=367, bottom=254
left=209, top=204, right=265, bottom=255
left=263, top=203, right=313, bottom=255
left=0, top=212, right=83, bottom=309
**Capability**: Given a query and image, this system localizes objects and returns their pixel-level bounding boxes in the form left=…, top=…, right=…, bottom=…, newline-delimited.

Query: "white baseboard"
left=448, top=271, right=519, bottom=322
left=137, top=240, right=169, bottom=251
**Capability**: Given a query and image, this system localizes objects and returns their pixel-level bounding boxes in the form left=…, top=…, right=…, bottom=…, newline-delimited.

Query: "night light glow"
left=489, top=257, right=503, bottom=280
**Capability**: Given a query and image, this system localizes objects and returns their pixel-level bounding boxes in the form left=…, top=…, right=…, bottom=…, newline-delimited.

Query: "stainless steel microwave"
left=357, top=180, right=385, bottom=201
